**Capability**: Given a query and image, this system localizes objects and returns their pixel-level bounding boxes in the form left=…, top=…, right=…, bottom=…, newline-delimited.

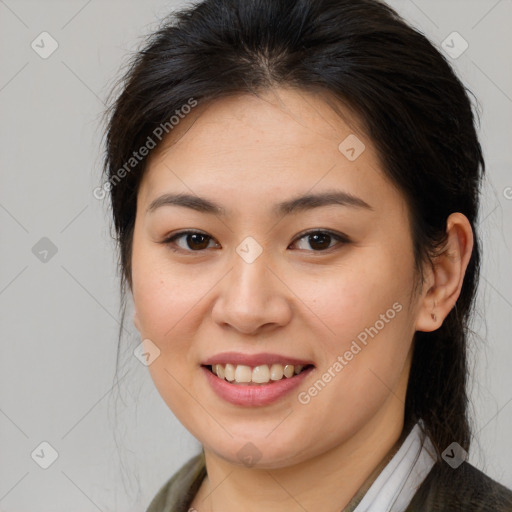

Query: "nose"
left=211, top=247, right=293, bottom=335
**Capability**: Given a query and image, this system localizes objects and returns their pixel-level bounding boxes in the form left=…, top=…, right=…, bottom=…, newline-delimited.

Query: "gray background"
left=1, top=0, right=511, bottom=510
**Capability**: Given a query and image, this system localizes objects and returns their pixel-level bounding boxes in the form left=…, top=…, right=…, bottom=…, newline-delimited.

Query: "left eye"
left=291, top=230, right=349, bottom=251
left=162, top=230, right=349, bottom=253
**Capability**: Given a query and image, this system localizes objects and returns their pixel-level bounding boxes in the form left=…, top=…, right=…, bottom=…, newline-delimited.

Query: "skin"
left=131, top=87, right=474, bottom=512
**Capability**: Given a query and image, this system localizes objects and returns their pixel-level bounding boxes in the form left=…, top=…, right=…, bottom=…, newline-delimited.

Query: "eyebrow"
left=146, top=189, right=373, bottom=217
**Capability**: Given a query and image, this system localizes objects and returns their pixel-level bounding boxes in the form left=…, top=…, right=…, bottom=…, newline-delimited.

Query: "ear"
left=415, top=212, right=474, bottom=332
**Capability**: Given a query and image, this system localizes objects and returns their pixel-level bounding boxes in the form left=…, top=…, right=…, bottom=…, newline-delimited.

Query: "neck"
left=191, top=400, right=408, bottom=512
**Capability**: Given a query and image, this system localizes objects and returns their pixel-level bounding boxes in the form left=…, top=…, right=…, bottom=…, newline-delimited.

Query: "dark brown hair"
left=103, top=0, right=484, bottom=460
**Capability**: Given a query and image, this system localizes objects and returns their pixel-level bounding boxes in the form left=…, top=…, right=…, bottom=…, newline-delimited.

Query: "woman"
left=102, top=0, right=512, bottom=510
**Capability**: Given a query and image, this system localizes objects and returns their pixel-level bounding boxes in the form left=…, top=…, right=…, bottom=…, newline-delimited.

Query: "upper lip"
left=202, top=352, right=314, bottom=367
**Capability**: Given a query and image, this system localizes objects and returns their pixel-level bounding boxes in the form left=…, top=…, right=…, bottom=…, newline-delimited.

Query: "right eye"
left=162, top=230, right=219, bottom=253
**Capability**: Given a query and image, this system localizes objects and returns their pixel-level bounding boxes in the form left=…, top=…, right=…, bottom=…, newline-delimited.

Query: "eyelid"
left=161, top=228, right=351, bottom=253
left=291, top=228, right=351, bottom=249
left=161, top=229, right=219, bottom=253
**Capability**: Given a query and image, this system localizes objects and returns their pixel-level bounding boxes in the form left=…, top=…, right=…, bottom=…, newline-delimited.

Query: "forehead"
left=149, top=87, right=365, bottom=160
left=138, top=87, right=404, bottom=218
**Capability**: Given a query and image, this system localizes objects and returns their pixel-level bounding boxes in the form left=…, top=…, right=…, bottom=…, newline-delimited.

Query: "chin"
left=202, top=430, right=312, bottom=469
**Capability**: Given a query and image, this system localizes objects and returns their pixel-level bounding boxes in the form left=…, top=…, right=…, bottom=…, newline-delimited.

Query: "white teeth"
left=252, top=365, right=270, bottom=383
left=234, top=365, right=252, bottom=383
left=215, top=364, right=225, bottom=379
left=224, top=363, right=235, bottom=382
left=270, top=364, right=283, bottom=381
left=283, top=364, right=294, bottom=378
left=209, top=363, right=309, bottom=384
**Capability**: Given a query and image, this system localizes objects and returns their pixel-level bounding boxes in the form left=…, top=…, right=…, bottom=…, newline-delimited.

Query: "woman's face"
left=131, top=87, right=427, bottom=468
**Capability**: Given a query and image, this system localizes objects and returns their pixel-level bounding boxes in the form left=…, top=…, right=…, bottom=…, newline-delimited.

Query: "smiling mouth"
left=204, top=363, right=314, bottom=385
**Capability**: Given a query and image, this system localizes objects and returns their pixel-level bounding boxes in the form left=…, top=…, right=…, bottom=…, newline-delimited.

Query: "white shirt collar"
left=353, top=421, right=437, bottom=512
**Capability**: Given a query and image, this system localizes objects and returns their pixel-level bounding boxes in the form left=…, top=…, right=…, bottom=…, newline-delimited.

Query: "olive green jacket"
left=146, top=452, right=512, bottom=512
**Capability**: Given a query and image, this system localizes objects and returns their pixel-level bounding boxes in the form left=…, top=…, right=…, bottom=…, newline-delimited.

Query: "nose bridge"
left=229, top=236, right=274, bottom=304
left=212, top=236, right=290, bottom=333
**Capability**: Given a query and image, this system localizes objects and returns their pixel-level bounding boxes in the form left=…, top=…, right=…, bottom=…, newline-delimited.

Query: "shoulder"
left=406, top=460, right=512, bottom=511
left=145, top=452, right=206, bottom=512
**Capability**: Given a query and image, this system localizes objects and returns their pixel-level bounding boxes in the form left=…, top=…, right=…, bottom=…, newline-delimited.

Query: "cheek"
left=131, top=242, right=201, bottom=338
left=302, top=251, right=411, bottom=339
left=131, top=257, right=205, bottom=416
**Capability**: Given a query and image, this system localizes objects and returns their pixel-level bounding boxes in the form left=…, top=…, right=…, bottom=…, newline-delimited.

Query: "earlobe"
left=415, top=212, right=474, bottom=332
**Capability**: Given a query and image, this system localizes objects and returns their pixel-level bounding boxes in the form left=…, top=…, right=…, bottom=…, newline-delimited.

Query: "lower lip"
left=201, top=366, right=314, bottom=407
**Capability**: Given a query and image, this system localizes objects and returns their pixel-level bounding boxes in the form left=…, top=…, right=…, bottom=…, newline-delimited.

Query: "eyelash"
left=160, top=229, right=351, bottom=254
